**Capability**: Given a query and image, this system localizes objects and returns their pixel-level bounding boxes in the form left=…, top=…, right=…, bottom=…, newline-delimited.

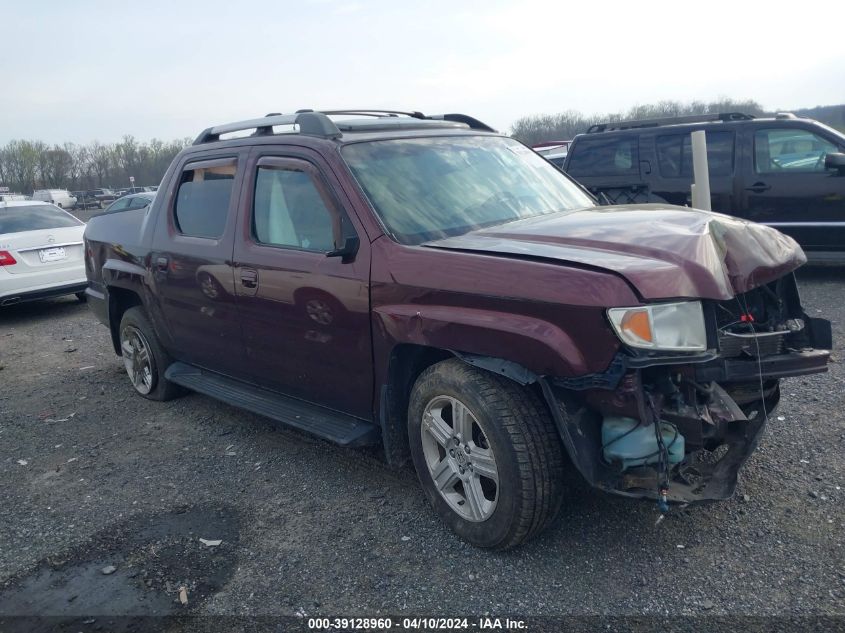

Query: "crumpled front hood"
left=424, top=204, right=806, bottom=301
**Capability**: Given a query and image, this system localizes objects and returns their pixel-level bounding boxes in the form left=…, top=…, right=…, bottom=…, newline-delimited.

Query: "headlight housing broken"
left=607, top=301, right=707, bottom=352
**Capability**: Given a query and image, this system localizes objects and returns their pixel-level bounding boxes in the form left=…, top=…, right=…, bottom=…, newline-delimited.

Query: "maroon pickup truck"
left=83, top=110, right=832, bottom=549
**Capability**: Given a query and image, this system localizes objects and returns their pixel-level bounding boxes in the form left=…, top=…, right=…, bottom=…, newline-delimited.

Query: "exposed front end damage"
left=539, top=274, right=832, bottom=504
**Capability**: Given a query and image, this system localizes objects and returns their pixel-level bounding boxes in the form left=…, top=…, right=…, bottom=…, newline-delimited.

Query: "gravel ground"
left=0, top=267, right=842, bottom=623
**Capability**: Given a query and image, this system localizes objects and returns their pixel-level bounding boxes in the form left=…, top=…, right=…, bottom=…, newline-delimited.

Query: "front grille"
left=718, top=330, right=787, bottom=358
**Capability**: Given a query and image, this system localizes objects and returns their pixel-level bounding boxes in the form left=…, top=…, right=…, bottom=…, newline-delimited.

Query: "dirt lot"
left=0, top=268, right=843, bottom=626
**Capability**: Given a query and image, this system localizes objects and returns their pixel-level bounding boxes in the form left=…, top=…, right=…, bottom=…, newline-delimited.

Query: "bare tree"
left=511, top=98, right=770, bottom=145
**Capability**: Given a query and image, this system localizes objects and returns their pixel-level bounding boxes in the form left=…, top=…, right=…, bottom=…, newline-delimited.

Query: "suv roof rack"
left=586, top=112, right=755, bottom=134
left=193, top=110, right=497, bottom=145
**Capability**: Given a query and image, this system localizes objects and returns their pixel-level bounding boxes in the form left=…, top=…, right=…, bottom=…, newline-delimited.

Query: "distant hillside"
left=790, top=104, right=845, bottom=131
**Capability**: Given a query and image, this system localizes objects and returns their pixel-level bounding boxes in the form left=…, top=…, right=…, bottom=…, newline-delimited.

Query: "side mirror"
left=824, top=152, right=845, bottom=174
left=326, top=235, right=359, bottom=263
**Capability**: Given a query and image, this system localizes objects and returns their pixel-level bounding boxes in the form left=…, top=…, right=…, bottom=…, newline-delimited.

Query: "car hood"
left=423, top=204, right=806, bottom=301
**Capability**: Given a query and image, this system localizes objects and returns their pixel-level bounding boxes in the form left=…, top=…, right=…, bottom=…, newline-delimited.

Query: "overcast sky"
left=2, top=0, right=844, bottom=144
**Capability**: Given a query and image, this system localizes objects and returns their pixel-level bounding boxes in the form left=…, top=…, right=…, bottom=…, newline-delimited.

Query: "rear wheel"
left=408, top=359, right=565, bottom=549
left=118, top=307, right=183, bottom=401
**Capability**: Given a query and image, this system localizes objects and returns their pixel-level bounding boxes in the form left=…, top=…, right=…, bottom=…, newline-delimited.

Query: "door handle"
left=240, top=268, right=258, bottom=289
left=155, top=256, right=168, bottom=271
left=745, top=182, right=771, bottom=194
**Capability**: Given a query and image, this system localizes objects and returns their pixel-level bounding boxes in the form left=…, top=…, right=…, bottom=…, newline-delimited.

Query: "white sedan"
left=0, top=200, right=87, bottom=306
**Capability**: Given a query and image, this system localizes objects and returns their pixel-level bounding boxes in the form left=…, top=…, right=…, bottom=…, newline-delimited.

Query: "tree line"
left=510, top=99, right=845, bottom=145
left=3, top=99, right=843, bottom=192
left=0, top=136, right=191, bottom=194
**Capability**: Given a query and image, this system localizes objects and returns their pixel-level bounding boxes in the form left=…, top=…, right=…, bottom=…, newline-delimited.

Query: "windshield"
left=342, top=135, right=594, bottom=244
left=0, top=205, right=83, bottom=234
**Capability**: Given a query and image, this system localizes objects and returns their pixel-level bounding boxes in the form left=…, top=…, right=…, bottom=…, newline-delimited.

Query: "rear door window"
left=0, top=205, right=83, bottom=233
left=107, top=198, right=132, bottom=212
left=566, top=136, right=639, bottom=177
left=174, top=159, right=237, bottom=238
left=755, top=128, right=839, bottom=173
left=127, top=195, right=153, bottom=210
left=656, top=131, right=735, bottom=178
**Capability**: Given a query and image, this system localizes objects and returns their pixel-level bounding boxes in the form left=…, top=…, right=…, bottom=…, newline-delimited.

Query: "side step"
left=165, top=362, right=380, bottom=447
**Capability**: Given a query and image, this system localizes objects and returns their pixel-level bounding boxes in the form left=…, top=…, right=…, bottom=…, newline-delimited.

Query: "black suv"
left=562, top=112, right=845, bottom=262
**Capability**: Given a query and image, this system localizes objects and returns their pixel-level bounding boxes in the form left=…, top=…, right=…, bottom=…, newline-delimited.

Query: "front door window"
left=754, top=129, right=838, bottom=174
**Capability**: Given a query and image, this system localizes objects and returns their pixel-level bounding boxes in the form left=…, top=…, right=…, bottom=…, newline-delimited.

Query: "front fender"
left=373, top=304, right=595, bottom=378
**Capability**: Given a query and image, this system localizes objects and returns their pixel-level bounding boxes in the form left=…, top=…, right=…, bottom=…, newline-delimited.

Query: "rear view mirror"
left=824, top=152, right=845, bottom=174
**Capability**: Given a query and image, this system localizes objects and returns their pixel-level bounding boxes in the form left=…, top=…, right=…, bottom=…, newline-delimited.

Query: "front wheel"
left=408, top=359, right=565, bottom=549
left=118, top=307, right=183, bottom=401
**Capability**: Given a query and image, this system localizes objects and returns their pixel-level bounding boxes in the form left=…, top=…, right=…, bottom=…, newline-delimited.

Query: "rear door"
left=564, top=134, right=644, bottom=202
left=651, top=128, right=737, bottom=211
left=738, top=124, right=845, bottom=251
left=231, top=147, right=373, bottom=418
left=149, top=151, right=249, bottom=376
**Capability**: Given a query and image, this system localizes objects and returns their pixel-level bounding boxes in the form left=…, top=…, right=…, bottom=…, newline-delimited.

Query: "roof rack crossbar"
left=586, top=111, right=754, bottom=134
left=193, top=109, right=497, bottom=145
left=193, top=111, right=342, bottom=144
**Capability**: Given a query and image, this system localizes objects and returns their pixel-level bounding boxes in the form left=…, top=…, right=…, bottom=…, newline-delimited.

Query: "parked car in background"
left=91, top=188, right=118, bottom=205
left=101, top=191, right=154, bottom=214
left=71, top=191, right=102, bottom=210
left=532, top=140, right=571, bottom=168
left=0, top=200, right=87, bottom=306
left=0, top=193, right=28, bottom=202
left=115, top=186, right=156, bottom=198
left=32, top=189, right=76, bottom=209
left=562, top=112, right=845, bottom=262
left=83, top=109, right=831, bottom=549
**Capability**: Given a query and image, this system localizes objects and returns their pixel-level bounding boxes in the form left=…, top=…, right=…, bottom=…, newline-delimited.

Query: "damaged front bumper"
left=539, top=316, right=831, bottom=505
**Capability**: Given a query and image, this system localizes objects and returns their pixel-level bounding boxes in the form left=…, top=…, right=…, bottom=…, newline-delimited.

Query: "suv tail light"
left=0, top=251, right=17, bottom=266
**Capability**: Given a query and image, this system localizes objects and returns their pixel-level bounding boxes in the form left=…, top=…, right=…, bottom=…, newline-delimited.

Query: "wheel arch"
left=378, top=343, right=547, bottom=467
left=101, top=258, right=149, bottom=355
left=107, top=286, right=143, bottom=355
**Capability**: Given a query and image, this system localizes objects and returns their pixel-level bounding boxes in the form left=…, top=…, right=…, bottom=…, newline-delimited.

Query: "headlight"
left=607, top=301, right=707, bottom=352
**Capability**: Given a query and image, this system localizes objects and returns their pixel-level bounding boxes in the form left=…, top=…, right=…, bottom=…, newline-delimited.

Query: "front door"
left=149, top=153, right=247, bottom=376
left=231, top=149, right=373, bottom=419
left=740, top=126, right=845, bottom=252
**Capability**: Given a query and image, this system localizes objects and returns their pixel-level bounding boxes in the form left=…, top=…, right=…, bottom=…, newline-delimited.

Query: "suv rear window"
left=0, top=205, right=83, bottom=234
left=174, top=161, right=236, bottom=238
left=566, top=136, right=639, bottom=177
left=656, top=131, right=735, bottom=178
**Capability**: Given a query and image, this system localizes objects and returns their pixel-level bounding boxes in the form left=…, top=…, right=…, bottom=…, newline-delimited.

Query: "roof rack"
left=193, top=110, right=497, bottom=145
left=586, top=112, right=754, bottom=134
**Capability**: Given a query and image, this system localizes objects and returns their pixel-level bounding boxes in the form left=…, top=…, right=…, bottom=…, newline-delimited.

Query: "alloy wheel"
left=420, top=395, right=499, bottom=522
left=120, top=325, right=155, bottom=395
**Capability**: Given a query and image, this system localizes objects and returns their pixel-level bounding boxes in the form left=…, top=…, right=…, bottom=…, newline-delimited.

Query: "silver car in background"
left=0, top=201, right=87, bottom=306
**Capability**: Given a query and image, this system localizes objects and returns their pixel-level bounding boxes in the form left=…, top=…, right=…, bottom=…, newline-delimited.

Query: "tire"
left=408, top=359, right=565, bottom=549
left=118, top=307, right=183, bottom=401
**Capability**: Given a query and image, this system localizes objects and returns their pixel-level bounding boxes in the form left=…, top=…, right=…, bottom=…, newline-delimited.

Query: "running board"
left=165, top=362, right=380, bottom=447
